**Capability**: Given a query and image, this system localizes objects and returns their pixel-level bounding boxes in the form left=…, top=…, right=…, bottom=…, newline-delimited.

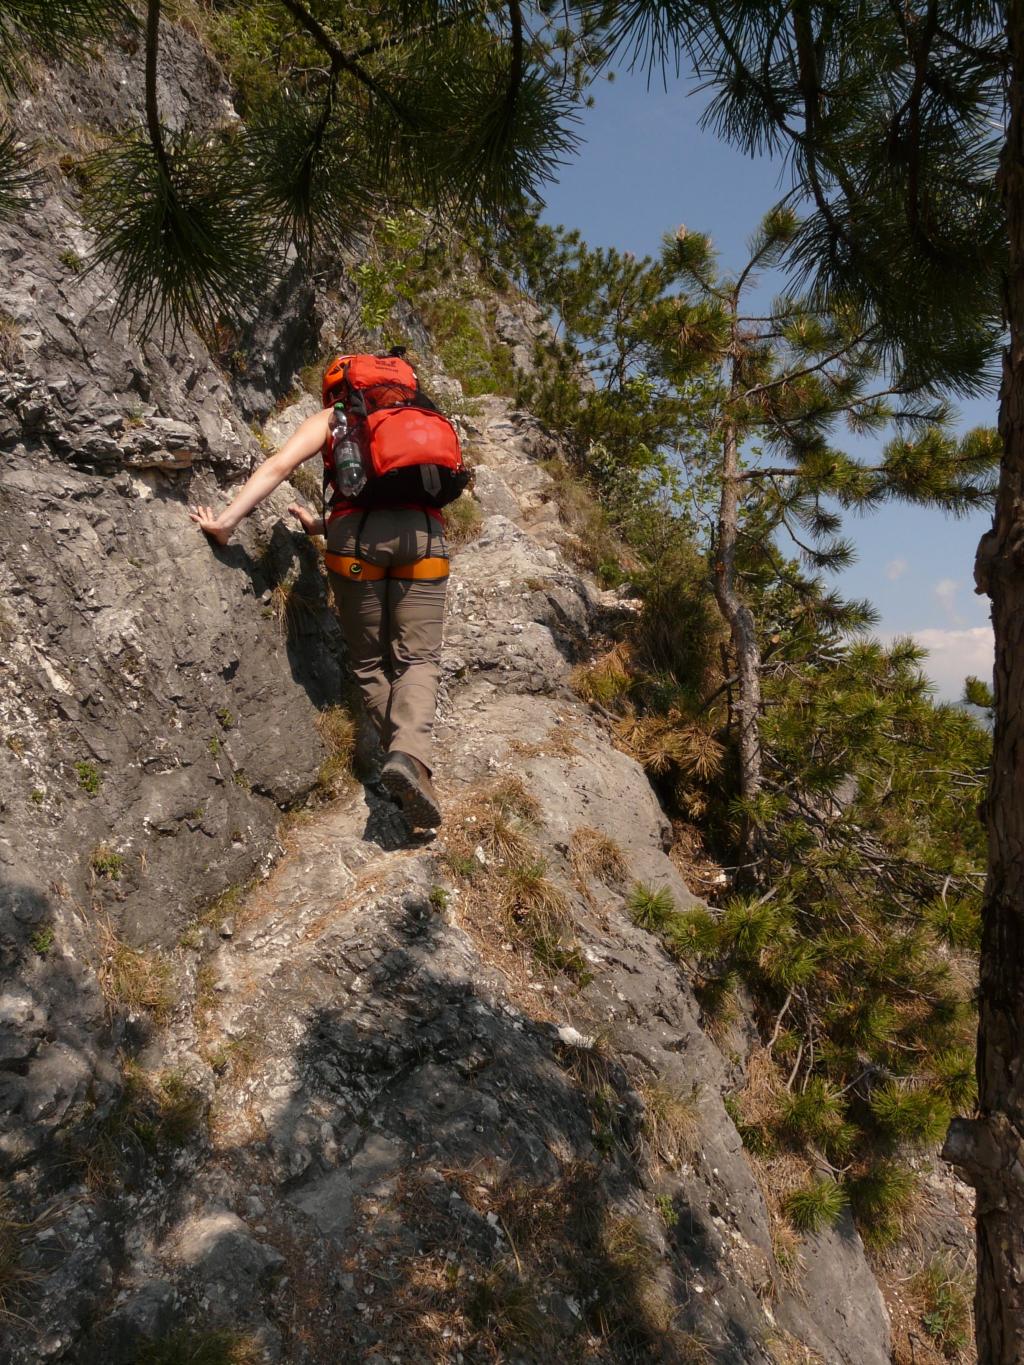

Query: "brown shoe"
left=380, top=751, right=442, bottom=828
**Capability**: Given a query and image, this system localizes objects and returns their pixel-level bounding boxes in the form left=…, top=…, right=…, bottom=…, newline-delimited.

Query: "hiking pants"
left=326, top=507, right=448, bottom=774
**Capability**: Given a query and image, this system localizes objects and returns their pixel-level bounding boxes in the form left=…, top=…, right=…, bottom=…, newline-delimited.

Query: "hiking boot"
left=380, top=751, right=442, bottom=828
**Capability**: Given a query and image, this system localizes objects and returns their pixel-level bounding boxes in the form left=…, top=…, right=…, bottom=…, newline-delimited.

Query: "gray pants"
left=326, top=507, right=448, bottom=773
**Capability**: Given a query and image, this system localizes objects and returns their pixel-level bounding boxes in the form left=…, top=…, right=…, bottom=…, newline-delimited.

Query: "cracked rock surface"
left=5, top=393, right=892, bottom=1363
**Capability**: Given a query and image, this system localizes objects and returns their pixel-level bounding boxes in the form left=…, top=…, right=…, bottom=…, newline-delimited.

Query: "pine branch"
left=275, top=0, right=410, bottom=122
left=741, top=333, right=872, bottom=402
left=0, top=123, right=42, bottom=223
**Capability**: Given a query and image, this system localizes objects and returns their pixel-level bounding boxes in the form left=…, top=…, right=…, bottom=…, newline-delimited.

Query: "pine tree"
left=571, top=6, right=1015, bottom=1348
left=509, top=204, right=992, bottom=1261
left=514, top=205, right=997, bottom=869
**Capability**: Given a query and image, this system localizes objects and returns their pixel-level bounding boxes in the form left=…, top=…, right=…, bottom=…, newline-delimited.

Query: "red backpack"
left=320, top=352, right=469, bottom=512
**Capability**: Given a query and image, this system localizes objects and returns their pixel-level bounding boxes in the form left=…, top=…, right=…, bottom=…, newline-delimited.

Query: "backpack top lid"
left=322, top=352, right=418, bottom=408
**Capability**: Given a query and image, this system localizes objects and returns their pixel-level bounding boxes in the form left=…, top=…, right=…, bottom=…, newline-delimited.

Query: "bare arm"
left=189, top=406, right=332, bottom=544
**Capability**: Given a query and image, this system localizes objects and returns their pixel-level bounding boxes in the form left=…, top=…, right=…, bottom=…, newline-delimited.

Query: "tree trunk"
left=712, top=406, right=764, bottom=871
left=941, top=3, right=1024, bottom=1358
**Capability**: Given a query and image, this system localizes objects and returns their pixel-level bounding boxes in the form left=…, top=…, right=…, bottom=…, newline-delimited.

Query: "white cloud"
left=885, top=558, right=908, bottom=581
left=933, top=577, right=965, bottom=625
left=911, top=626, right=994, bottom=700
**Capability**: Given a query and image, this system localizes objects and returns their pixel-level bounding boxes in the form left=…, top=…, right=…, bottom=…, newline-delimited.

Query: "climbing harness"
left=324, top=553, right=450, bottom=582
left=324, top=508, right=450, bottom=583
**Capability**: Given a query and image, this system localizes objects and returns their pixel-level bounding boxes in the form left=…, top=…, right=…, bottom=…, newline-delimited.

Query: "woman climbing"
left=189, top=351, right=469, bottom=830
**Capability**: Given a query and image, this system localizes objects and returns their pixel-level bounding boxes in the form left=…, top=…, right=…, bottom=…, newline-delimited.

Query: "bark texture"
left=945, top=2, right=1024, bottom=1357
left=712, top=349, right=764, bottom=872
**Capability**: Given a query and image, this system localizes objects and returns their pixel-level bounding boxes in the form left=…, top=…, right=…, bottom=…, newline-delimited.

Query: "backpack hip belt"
left=324, top=551, right=450, bottom=582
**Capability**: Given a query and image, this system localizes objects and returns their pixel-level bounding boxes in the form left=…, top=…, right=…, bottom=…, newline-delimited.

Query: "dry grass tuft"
left=196, top=874, right=264, bottom=938
left=374, top=1159, right=693, bottom=1360
left=287, top=459, right=322, bottom=508
left=79, top=1059, right=205, bottom=1191
left=445, top=493, right=483, bottom=547
left=499, top=857, right=571, bottom=933
left=0, top=311, right=22, bottom=370
left=747, top=1148, right=815, bottom=1293
left=135, top=1326, right=265, bottom=1364
left=558, top=1029, right=616, bottom=1096
left=571, top=825, right=628, bottom=887
left=270, top=580, right=323, bottom=642
left=0, top=1194, right=60, bottom=1327
left=315, top=703, right=358, bottom=795
left=95, top=919, right=173, bottom=1023
left=439, top=778, right=588, bottom=1005
left=508, top=715, right=581, bottom=761
left=487, top=773, right=540, bottom=823
left=636, top=1079, right=702, bottom=1169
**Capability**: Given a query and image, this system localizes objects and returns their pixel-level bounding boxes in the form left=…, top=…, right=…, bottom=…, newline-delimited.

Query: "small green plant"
left=58, top=247, right=83, bottom=273
left=29, top=788, right=43, bottom=805
left=627, top=882, right=677, bottom=932
left=778, top=1079, right=856, bottom=1156
left=178, top=923, right=204, bottom=951
left=783, top=1177, right=847, bottom=1234
left=445, top=851, right=478, bottom=880
left=90, top=845, right=125, bottom=881
left=216, top=707, right=235, bottom=730
left=74, top=760, right=101, bottom=795
left=845, top=1161, right=919, bottom=1252
left=665, top=907, right=720, bottom=959
left=655, top=1193, right=678, bottom=1228
left=931, top=1047, right=978, bottom=1110
left=232, top=769, right=250, bottom=789
left=869, top=1080, right=951, bottom=1147
left=208, top=736, right=220, bottom=757
left=30, top=927, right=55, bottom=956
left=915, top=1254, right=972, bottom=1356
left=428, top=885, right=450, bottom=912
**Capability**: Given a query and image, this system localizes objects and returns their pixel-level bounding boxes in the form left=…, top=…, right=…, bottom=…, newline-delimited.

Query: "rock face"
left=2, top=380, right=893, bottom=1361
left=1, top=22, right=896, bottom=1365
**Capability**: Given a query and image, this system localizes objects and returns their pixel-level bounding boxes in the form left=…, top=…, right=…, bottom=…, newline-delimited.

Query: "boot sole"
left=380, top=764, right=442, bottom=829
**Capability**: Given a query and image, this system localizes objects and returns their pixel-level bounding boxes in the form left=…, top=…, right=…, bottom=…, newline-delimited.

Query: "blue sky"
left=537, top=69, right=998, bottom=698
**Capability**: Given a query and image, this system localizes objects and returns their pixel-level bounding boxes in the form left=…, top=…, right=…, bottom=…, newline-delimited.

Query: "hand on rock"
left=189, top=504, right=233, bottom=546
left=288, top=503, right=323, bottom=535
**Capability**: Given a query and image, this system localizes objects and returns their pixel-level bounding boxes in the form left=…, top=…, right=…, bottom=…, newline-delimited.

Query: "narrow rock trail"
left=88, top=399, right=890, bottom=1363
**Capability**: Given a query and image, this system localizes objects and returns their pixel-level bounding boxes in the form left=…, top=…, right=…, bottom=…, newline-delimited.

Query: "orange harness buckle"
left=324, top=551, right=450, bottom=582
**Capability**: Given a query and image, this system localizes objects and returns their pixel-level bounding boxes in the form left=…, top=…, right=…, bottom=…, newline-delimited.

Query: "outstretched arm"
left=189, top=406, right=332, bottom=545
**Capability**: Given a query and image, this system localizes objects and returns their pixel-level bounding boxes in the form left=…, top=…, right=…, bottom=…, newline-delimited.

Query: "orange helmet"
left=322, top=355, right=349, bottom=407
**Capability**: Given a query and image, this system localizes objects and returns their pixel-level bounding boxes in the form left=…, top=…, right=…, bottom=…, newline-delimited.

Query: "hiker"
left=189, top=351, right=468, bottom=829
